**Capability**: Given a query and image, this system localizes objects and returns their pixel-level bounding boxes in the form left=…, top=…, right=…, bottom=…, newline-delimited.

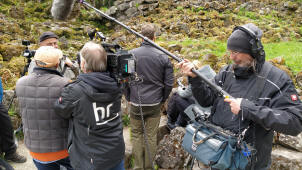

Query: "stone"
left=155, top=127, right=189, bottom=169
left=271, top=146, right=302, bottom=170
left=157, top=115, right=169, bottom=144
left=168, top=44, right=182, bottom=53
left=117, top=3, right=130, bottom=11
left=296, top=71, right=302, bottom=89
left=107, top=6, right=118, bottom=16
left=123, top=127, right=133, bottom=169
left=125, top=7, right=139, bottom=17
left=9, top=6, right=25, bottom=19
left=3, top=90, right=15, bottom=108
left=274, top=132, right=302, bottom=152
left=0, top=43, right=24, bottom=61
left=58, top=36, right=68, bottom=50
left=144, top=0, right=158, bottom=4
left=114, top=0, right=123, bottom=6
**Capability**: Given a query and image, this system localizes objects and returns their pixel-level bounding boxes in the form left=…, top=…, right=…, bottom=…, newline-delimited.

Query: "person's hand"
left=224, top=98, right=242, bottom=115
left=65, top=57, right=73, bottom=67
left=177, top=59, right=197, bottom=78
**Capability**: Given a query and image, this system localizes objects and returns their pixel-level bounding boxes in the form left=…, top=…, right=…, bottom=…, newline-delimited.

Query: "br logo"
left=92, top=103, right=119, bottom=125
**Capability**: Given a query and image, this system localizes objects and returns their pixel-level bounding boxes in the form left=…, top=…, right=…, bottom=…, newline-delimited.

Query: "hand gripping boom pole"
left=78, top=0, right=233, bottom=99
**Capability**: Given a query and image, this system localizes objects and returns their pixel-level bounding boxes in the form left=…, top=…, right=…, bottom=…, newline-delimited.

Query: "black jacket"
left=190, top=62, right=302, bottom=169
left=125, top=41, right=174, bottom=105
left=54, top=72, right=125, bottom=170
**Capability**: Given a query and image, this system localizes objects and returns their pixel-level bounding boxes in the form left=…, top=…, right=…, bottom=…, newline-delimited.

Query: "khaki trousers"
left=130, top=104, right=161, bottom=170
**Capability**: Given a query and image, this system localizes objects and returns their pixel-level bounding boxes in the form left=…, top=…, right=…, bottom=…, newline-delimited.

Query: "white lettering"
left=92, top=102, right=114, bottom=125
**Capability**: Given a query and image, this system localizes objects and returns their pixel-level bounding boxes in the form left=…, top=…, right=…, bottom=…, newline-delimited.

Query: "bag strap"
left=221, top=64, right=233, bottom=91
left=192, top=129, right=217, bottom=145
left=245, top=62, right=273, bottom=100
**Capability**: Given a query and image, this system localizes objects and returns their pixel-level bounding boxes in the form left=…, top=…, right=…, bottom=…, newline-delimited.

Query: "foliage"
left=238, top=7, right=259, bottom=20
left=8, top=103, right=17, bottom=116
left=158, top=36, right=302, bottom=74
left=265, top=41, right=302, bottom=74
left=122, top=113, right=130, bottom=127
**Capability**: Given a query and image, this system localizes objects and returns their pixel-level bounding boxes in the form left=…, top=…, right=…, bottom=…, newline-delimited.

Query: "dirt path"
left=10, top=141, right=35, bottom=170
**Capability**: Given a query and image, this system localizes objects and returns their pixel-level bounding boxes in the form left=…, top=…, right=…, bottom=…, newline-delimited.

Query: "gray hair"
left=141, top=24, right=155, bottom=40
left=80, top=42, right=107, bottom=72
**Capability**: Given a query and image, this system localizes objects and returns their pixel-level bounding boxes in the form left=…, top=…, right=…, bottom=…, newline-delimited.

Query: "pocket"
left=212, top=140, right=236, bottom=169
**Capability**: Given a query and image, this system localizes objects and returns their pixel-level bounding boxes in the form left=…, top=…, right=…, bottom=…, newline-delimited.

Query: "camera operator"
left=54, top=42, right=125, bottom=170
left=16, top=46, right=72, bottom=170
left=0, top=77, right=26, bottom=164
left=28, top=31, right=79, bottom=79
left=124, top=24, right=174, bottom=170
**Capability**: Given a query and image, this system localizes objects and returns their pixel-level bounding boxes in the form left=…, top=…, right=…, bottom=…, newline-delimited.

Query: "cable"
left=132, top=79, right=155, bottom=170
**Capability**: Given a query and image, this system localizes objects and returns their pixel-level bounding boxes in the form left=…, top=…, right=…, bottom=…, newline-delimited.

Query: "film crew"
left=28, top=31, right=79, bottom=79
left=178, top=23, right=302, bottom=169
left=167, top=65, right=216, bottom=130
left=0, top=77, right=26, bottom=164
left=124, top=24, right=174, bottom=170
left=16, top=46, right=72, bottom=170
left=54, top=42, right=125, bottom=170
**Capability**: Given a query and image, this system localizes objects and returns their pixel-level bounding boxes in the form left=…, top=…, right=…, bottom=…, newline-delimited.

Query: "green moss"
left=192, top=6, right=204, bottom=13
left=177, top=6, right=184, bottom=11
left=122, top=113, right=130, bottom=127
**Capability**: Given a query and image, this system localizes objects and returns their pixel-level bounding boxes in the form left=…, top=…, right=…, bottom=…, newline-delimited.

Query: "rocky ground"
left=9, top=127, right=132, bottom=170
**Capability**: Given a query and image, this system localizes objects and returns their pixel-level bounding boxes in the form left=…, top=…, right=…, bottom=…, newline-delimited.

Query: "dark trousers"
left=167, top=93, right=194, bottom=129
left=0, top=104, right=16, bottom=155
left=33, top=157, right=73, bottom=170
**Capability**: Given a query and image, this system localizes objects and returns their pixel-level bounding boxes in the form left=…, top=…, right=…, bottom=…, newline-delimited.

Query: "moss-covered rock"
left=0, top=43, right=24, bottom=61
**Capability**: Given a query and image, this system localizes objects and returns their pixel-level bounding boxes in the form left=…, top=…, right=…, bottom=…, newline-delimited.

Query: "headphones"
left=232, top=26, right=265, bottom=59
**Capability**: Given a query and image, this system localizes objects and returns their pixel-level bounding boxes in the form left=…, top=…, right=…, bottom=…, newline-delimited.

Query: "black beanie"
left=39, top=31, right=59, bottom=43
left=227, top=29, right=252, bottom=56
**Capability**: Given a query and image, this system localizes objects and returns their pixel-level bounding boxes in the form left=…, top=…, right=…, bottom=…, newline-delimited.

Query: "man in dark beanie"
left=178, top=23, right=302, bottom=169
left=28, top=31, right=79, bottom=80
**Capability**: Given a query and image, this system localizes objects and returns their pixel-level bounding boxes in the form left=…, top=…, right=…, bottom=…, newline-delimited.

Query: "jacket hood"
left=77, top=72, right=121, bottom=98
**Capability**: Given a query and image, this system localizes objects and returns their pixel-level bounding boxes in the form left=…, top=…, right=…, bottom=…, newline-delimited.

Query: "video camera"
left=22, top=40, right=36, bottom=59
left=87, top=29, right=136, bottom=83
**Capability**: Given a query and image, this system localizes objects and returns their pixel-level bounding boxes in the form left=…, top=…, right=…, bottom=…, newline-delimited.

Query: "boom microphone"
left=51, top=0, right=76, bottom=20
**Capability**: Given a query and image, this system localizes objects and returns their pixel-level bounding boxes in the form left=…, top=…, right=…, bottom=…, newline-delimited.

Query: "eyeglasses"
left=226, top=50, right=240, bottom=56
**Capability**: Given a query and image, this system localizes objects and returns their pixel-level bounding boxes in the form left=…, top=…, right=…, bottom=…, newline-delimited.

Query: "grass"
left=158, top=37, right=302, bottom=74
left=264, top=41, right=302, bottom=74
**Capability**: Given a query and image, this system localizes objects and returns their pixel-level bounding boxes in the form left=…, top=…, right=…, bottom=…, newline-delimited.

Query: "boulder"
left=274, top=132, right=302, bottom=152
left=0, top=43, right=23, bottom=61
left=155, top=127, right=189, bottom=169
left=157, top=115, right=169, bottom=144
left=271, top=146, right=302, bottom=170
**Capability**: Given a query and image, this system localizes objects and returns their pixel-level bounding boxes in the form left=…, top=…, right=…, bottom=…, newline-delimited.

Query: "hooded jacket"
left=190, top=62, right=302, bottom=169
left=54, top=72, right=125, bottom=170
